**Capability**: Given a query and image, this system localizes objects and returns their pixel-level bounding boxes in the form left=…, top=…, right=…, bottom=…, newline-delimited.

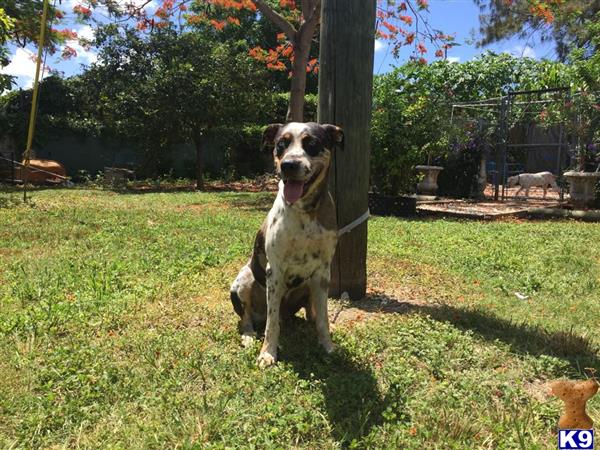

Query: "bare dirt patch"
left=369, top=257, right=463, bottom=303
left=329, top=290, right=424, bottom=327
left=417, top=184, right=565, bottom=219
left=127, top=175, right=278, bottom=193
left=523, top=379, right=554, bottom=402
left=205, top=176, right=278, bottom=193
left=174, top=203, right=214, bottom=213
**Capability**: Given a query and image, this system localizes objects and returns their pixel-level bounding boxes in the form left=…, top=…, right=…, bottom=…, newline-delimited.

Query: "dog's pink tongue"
left=283, top=180, right=304, bottom=204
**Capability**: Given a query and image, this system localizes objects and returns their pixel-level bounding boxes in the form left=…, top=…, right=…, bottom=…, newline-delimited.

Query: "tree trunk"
left=193, top=132, right=204, bottom=190
left=287, top=43, right=310, bottom=122
left=318, top=0, right=376, bottom=300
left=253, top=0, right=320, bottom=123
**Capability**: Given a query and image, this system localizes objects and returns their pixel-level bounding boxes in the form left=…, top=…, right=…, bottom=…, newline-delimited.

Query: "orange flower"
left=382, top=20, right=399, bottom=34
left=249, top=46, right=266, bottom=61
left=73, top=4, right=92, bottom=16
left=399, top=15, right=412, bottom=25
left=279, top=0, right=296, bottom=8
left=210, top=19, right=227, bottom=30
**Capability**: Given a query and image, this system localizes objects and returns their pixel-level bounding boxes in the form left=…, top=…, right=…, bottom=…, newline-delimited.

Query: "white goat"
left=506, top=171, right=559, bottom=198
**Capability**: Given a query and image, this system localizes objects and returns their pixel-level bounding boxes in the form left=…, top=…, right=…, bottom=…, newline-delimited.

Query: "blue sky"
left=2, top=0, right=557, bottom=90
left=374, top=0, right=556, bottom=73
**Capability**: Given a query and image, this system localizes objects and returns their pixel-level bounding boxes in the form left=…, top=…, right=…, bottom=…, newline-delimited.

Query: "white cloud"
left=65, top=40, right=98, bottom=65
left=374, top=39, right=385, bottom=53
left=1, top=48, right=36, bottom=78
left=64, top=25, right=98, bottom=65
left=0, top=48, right=51, bottom=89
left=76, top=24, right=95, bottom=41
left=521, top=46, right=536, bottom=58
left=506, top=45, right=537, bottom=59
left=447, top=56, right=460, bottom=63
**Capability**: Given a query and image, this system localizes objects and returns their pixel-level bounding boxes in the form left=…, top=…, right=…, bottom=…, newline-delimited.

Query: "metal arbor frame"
left=451, top=87, right=570, bottom=201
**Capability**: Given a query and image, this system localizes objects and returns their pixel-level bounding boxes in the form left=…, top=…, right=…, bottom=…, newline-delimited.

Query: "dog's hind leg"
left=309, top=273, right=335, bottom=354
left=239, top=299, right=256, bottom=348
left=231, top=266, right=257, bottom=348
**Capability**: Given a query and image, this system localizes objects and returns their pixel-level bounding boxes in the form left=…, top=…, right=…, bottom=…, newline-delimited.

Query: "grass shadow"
left=350, top=294, right=599, bottom=373
left=278, top=318, right=401, bottom=445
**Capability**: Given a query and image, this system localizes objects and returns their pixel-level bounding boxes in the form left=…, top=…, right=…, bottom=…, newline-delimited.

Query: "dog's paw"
left=257, top=351, right=277, bottom=368
left=241, top=333, right=256, bottom=348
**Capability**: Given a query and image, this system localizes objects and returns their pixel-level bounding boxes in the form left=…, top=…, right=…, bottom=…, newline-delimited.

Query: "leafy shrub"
left=438, top=133, right=485, bottom=198
left=370, top=53, right=576, bottom=196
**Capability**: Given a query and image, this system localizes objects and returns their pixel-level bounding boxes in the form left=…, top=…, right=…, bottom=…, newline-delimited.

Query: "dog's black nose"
left=280, top=159, right=301, bottom=175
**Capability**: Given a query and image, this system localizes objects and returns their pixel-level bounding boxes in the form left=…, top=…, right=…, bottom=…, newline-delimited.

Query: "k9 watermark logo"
left=558, top=429, right=594, bottom=450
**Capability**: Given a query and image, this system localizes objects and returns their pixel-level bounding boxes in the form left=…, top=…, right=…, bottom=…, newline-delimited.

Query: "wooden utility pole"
left=318, top=0, right=376, bottom=299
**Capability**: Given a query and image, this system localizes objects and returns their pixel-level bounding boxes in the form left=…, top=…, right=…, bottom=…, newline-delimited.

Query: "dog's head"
left=262, top=122, right=343, bottom=205
left=506, top=175, right=519, bottom=187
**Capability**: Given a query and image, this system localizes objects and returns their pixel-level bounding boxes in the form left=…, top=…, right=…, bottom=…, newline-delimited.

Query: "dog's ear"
left=322, top=124, right=344, bottom=150
left=262, top=124, right=283, bottom=150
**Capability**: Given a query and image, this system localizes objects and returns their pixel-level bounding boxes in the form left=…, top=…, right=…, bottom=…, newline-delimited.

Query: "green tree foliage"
left=0, top=75, right=93, bottom=151
left=0, top=19, right=306, bottom=181
left=371, top=52, right=575, bottom=194
left=80, top=26, right=269, bottom=186
left=568, top=12, right=600, bottom=90
left=475, top=0, right=599, bottom=61
left=0, top=7, right=15, bottom=91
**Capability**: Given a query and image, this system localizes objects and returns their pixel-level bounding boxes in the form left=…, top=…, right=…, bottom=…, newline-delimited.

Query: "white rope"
left=338, top=209, right=370, bottom=237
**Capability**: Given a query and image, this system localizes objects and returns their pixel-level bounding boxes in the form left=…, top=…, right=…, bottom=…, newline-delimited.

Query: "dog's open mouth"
left=282, top=172, right=318, bottom=204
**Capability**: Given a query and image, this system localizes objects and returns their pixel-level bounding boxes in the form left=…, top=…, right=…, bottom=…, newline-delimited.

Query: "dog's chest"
left=265, top=204, right=337, bottom=278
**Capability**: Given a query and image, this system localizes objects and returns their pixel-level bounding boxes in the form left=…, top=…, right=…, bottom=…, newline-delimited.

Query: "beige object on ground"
left=17, top=159, right=67, bottom=184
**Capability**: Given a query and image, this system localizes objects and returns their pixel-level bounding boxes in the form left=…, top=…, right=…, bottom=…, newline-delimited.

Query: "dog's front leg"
left=258, top=266, right=283, bottom=368
left=309, top=273, right=335, bottom=354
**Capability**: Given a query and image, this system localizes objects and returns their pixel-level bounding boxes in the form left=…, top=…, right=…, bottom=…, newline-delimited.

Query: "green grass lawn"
left=0, top=188, right=598, bottom=449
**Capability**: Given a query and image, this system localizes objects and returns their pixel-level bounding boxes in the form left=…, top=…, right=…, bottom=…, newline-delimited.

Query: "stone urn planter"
left=415, top=165, right=444, bottom=196
left=563, top=171, right=600, bottom=208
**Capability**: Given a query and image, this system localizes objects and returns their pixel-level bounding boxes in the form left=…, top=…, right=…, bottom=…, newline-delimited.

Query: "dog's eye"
left=303, top=139, right=322, bottom=157
left=275, top=139, right=288, bottom=157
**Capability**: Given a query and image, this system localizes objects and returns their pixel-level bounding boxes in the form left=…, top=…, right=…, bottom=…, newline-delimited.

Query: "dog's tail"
left=230, top=289, right=245, bottom=317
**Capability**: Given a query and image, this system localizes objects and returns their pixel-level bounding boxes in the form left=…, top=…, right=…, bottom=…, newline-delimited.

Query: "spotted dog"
left=230, top=122, right=343, bottom=368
